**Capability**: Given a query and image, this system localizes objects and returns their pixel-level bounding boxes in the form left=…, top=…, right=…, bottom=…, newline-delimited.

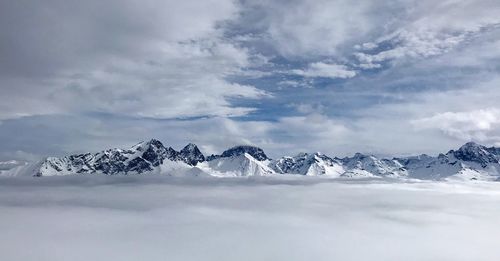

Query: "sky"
left=1, top=0, right=500, bottom=160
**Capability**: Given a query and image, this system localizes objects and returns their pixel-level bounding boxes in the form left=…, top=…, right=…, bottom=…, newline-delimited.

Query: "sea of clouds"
left=0, top=176, right=499, bottom=261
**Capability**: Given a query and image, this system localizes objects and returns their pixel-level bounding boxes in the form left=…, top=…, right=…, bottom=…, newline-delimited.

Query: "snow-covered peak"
left=179, top=143, right=205, bottom=166
left=4, top=139, right=500, bottom=181
left=449, top=142, right=498, bottom=167
left=341, top=153, right=406, bottom=178
left=182, top=143, right=198, bottom=150
left=270, top=152, right=344, bottom=176
left=132, top=139, right=164, bottom=151
left=31, top=139, right=191, bottom=176
left=198, top=153, right=274, bottom=177
left=458, top=141, right=483, bottom=150
left=486, top=146, right=500, bottom=158
left=218, top=145, right=269, bottom=161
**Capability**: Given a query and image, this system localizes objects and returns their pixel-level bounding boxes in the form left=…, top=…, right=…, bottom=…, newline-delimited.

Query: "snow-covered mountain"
left=200, top=145, right=273, bottom=177
left=2, top=139, right=500, bottom=181
left=397, top=142, right=500, bottom=181
left=340, top=153, right=408, bottom=178
left=179, top=143, right=205, bottom=166
left=4, top=139, right=205, bottom=177
left=270, top=153, right=344, bottom=176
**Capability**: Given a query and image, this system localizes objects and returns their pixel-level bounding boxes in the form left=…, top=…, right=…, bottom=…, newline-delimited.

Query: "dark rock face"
left=127, top=157, right=153, bottom=173
left=93, top=150, right=128, bottom=174
left=38, top=139, right=209, bottom=176
left=141, top=140, right=169, bottom=167
left=486, top=146, right=500, bottom=157
left=272, top=156, right=300, bottom=173
left=179, top=143, right=205, bottom=166
left=34, top=140, right=500, bottom=179
left=450, top=142, right=498, bottom=168
left=271, top=153, right=336, bottom=174
left=219, top=145, right=269, bottom=161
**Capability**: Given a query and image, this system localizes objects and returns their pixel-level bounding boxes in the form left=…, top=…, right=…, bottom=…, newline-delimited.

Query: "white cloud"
left=291, top=62, right=356, bottom=79
left=1, top=178, right=500, bottom=261
left=0, top=0, right=269, bottom=120
left=412, top=108, right=500, bottom=142
left=277, top=80, right=312, bottom=89
left=355, top=30, right=469, bottom=65
left=236, top=0, right=378, bottom=58
left=0, top=112, right=351, bottom=160
left=358, top=63, right=382, bottom=69
left=267, top=113, right=353, bottom=155
left=2, top=0, right=500, bottom=158
left=354, top=0, right=500, bottom=65
left=343, top=76, right=500, bottom=155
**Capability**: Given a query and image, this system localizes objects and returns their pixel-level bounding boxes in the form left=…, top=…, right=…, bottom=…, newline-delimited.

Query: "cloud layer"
left=1, top=177, right=500, bottom=261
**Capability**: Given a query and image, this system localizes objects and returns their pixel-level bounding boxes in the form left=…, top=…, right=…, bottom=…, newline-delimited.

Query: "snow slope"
left=2, top=140, right=500, bottom=181
left=397, top=142, right=500, bottom=181
left=270, top=153, right=344, bottom=176
left=199, top=153, right=274, bottom=177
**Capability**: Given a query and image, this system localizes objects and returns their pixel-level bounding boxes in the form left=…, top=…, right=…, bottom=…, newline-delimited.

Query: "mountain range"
left=1, top=139, right=500, bottom=181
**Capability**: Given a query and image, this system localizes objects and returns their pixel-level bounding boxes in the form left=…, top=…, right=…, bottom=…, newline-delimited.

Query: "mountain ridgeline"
left=3, top=140, right=500, bottom=181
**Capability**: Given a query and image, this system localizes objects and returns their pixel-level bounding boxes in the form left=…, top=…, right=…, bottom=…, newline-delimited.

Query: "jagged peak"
left=353, top=152, right=367, bottom=158
left=132, top=138, right=165, bottom=151
left=452, top=142, right=488, bottom=155
left=486, top=146, right=500, bottom=156
left=181, top=143, right=200, bottom=152
left=179, top=143, right=205, bottom=166
left=458, top=141, right=485, bottom=151
left=289, top=152, right=323, bottom=158
left=275, top=152, right=335, bottom=164
left=220, top=145, right=268, bottom=161
left=9, top=138, right=500, bottom=179
left=451, top=141, right=497, bottom=167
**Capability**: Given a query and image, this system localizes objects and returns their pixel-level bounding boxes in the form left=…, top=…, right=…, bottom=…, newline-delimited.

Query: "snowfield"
left=0, top=175, right=499, bottom=261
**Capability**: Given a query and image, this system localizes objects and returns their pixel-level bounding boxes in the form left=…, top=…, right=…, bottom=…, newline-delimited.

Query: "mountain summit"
left=220, top=145, right=269, bottom=161
left=179, top=143, right=205, bottom=166
left=450, top=142, right=498, bottom=167
left=2, top=140, right=500, bottom=181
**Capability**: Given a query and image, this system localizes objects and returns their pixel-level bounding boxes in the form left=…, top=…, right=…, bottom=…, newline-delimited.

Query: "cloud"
left=230, top=0, right=380, bottom=58
left=263, top=113, right=353, bottom=155
left=2, top=0, right=500, bottom=159
left=0, top=112, right=350, bottom=160
left=277, top=80, right=313, bottom=89
left=291, top=62, right=356, bottom=79
left=342, top=75, right=500, bottom=155
left=1, top=178, right=500, bottom=261
left=354, top=0, right=500, bottom=66
left=412, top=108, right=500, bottom=142
left=0, top=115, right=277, bottom=160
left=0, top=0, right=269, bottom=120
